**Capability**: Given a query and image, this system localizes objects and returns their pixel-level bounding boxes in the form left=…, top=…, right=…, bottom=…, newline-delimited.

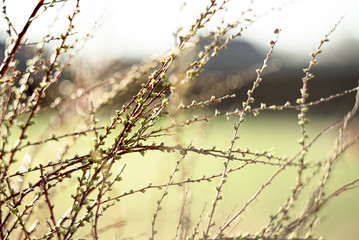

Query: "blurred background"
left=3, top=0, right=358, bottom=61
left=1, top=0, right=359, bottom=114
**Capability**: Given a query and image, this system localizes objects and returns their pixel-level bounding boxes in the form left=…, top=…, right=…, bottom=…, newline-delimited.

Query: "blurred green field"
left=7, top=111, right=359, bottom=239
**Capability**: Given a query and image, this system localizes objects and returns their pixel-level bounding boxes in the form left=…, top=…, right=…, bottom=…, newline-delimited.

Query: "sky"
left=1, top=0, right=359, bottom=65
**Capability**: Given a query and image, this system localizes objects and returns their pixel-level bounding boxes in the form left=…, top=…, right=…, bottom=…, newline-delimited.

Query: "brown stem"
left=0, top=0, right=45, bottom=77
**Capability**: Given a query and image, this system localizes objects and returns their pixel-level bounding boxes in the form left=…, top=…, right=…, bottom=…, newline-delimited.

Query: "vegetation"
left=0, top=0, right=358, bottom=239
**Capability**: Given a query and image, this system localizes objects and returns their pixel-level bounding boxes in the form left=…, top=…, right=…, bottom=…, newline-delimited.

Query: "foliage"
left=0, top=0, right=358, bottom=239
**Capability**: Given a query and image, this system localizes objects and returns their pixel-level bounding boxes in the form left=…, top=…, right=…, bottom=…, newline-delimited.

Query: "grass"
left=18, top=111, right=355, bottom=239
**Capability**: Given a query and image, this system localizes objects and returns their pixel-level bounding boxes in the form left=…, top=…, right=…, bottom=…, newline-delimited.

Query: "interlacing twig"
left=205, top=29, right=281, bottom=239
left=0, top=0, right=357, bottom=239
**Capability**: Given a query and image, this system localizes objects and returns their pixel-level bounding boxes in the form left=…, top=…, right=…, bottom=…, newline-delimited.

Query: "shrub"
left=0, top=1, right=358, bottom=239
